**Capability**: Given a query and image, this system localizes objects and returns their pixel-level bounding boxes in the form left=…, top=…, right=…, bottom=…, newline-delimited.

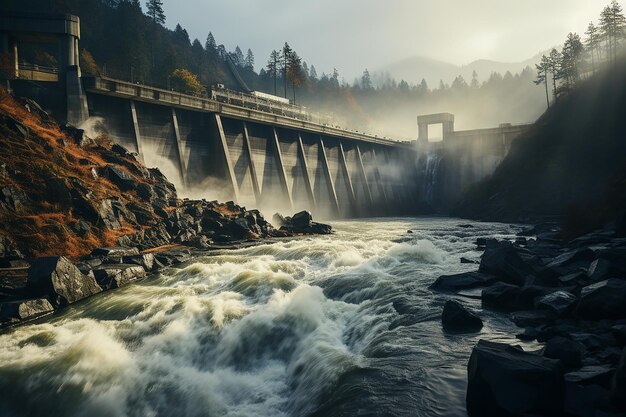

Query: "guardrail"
left=83, top=76, right=410, bottom=147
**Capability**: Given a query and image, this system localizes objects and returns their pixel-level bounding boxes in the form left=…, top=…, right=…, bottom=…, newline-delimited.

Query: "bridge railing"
left=83, top=76, right=410, bottom=147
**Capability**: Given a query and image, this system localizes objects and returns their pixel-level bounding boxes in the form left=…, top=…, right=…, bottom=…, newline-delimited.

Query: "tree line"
left=534, top=0, right=626, bottom=107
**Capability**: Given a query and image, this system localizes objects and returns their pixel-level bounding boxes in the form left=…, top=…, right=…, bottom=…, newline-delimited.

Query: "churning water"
left=0, top=218, right=535, bottom=417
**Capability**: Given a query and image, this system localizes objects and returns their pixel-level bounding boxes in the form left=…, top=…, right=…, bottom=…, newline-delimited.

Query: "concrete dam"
left=1, top=12, right=532, bottom=219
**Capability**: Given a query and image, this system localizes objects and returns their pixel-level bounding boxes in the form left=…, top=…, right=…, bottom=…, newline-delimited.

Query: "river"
left=0, top=218, right=537, bottom=417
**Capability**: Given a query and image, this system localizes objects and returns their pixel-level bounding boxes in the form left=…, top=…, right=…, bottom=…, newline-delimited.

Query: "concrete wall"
left=86, top=91, right=418, bottom=219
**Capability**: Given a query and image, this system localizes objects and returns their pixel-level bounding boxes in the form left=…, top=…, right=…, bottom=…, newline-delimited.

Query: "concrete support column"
left=356, top=144, right=374, bottom=209
left=129, top=101, right=144, bottom=162
left=319, top=136, right=340, bottom=216
left=297, top=134, right=316, bottom=210
left=442, top=121, right=454, bottom=139
left=171, top=108, right=187, bottom=188
left=214, top=114, right=240, bottom=202
left=418, top=123, right=428, bottom=142
left=1, top=35, right=19, bottom=79
left=272, top=128, right=293, bottom=210
left=371, top=148, right=389, bottom=213
left=338, top=142, right=356, bottom=211
left=242, top=122, right=261, bottom=206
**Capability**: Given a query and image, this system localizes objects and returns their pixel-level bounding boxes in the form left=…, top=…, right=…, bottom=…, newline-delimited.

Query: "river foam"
left=0, top=218, right=532, bottom=417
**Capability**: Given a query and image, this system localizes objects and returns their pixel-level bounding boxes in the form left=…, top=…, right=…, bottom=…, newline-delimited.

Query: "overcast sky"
left=158, top=0, right=609, bottom=79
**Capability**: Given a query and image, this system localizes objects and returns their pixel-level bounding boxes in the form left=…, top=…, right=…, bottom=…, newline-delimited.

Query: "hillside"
left=455, top=56, right=626, bottom=237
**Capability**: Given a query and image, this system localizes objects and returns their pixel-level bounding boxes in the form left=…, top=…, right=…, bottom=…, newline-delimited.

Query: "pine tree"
left=561, top=32, right=584, bottom=90
left=548, top=48, right=562, bottom=99
left=309, top=65, right=318, bottom=80
left=287, top=51, right=303, bottom=102
left=245, top=49, right=255, bottom=70
left=534, top=54, right=551, bottom=108
left=146, top=0, right=165, bottom=25
left=205, top=32, right=216, bottom=51
left=361, top=69, right=372, bottom=90
left=234, top=46, right=245, bottom=67
left=281, top=42, right=293, bottom=98
left=585, top=22, right=600, bottom=73
left=266, top=50, right=280, bottom=95
left=471, top=70, right=479, bottom=88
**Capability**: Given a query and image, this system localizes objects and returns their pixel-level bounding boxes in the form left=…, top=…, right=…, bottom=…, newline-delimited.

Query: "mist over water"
left=0, top=219, right=537, bottom=417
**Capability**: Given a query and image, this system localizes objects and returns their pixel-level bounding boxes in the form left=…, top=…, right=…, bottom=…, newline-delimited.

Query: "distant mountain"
left=376, top=52, right=547, bottom=87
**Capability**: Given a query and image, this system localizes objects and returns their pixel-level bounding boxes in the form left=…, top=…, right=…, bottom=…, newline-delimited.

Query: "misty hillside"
left=377, top=52, right=545, bottom=86
left=455, top=55, right=626, bottom=236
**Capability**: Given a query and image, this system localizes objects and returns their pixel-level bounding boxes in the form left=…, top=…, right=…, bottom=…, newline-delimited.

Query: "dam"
left=1, top=12, right=532, bottom=218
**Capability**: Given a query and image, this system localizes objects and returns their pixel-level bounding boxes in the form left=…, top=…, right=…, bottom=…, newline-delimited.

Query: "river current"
left=0, top=218, right=536, bottom=417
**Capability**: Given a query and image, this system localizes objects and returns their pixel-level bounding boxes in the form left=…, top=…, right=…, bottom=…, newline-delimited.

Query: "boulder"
left=1, top=184, right=30, bottom=213
left=103, top=165, right=137, bottom=191
left=543, top=336, right=586, bottom=368
left=482, top=282, right=524, bottom=312
left=272, top=213, right=286, bottom=227
left=535, top=290, right=577, bottom=316
left=26, top=257, right=102, bottom=307
left=479, top=241, right=546, bottom=286
left=441, top=300, right=483, bottom=333
left=93, top=264, right=146, bottom=290
left=136, top=183, right=156, bottom=201
left=309, top=222, right=333, bottom=235
left=91, top=247, right=140, bottom=258
left=612, top=349, right=626, bottom=410
left=467, top=340, right=564, bottom=417
left=0, top=298, right=54, bottom=325
left=575, top=279, right=626, bottom=320
left=510, top=309, right=556, bottom=327
left=122, top=253, right=156, bottom=271
left=430, top=272, right=496, bottom=293
left=565, top=365, right=614, bottom=417
left=291, top=210, right=312, bottom=230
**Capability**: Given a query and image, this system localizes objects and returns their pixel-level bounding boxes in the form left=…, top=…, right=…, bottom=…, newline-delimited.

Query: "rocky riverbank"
left=0, top=89, right=332, bottom=329
left=432, top=223, right=626, bottom=416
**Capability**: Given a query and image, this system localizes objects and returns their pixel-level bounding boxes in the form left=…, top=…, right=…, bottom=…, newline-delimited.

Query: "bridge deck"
left=83, top=77, right=410, bottom=148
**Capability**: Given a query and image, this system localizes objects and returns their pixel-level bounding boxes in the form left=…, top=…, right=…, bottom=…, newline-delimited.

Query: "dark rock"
left=575, top=279, right=626, bottom=320
left=543, top=336, right=586, bottom=368
left=510, top=310, right=556, bottom=327
left=547, top=247, right=596, bottom=271
left=44, top=178, right=73, bottom=207
left=482, top=282, right=523, bottom=312
left=26, top=257, right=102, bottom=307
left=309, top=222, right=333, bottom=235
left=479, top=241, right=547, bottom=286
left=91, top=247, right=140, bottom=258
left=612, top=349, right=626, bottom=410
left=111, top=144, right=130, bottom=156
left=430, top=272, right=496, bottom=293
left=1, top=184, right=30, bottom=213
left=154, top=249, right=191, bottom=266
left=123, top=253, right=156, bottom=271
left=187, top=235, right=212, bottom=249
left=93, top=264, right=146, bottom=290
left=0, top=298, right=54, bottom=325
left=565, top=365, right=614, bottom=417
left=441, top=300, right=483, bottom=333
left=467, top=340, right=564, bottom=417
left=535, top=290, right=577, bottom=316
left=103, top=165, right=137, bottom=191
left=136, top=183, right=156, bottom=201
left=588, top=258, right=616, bottom=282
left=292, top=210, right=312, bottom=230
left=460, top=257, right=479, bottom=264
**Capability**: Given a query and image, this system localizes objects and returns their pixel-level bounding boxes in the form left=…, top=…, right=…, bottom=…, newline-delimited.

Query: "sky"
left=158, top=0, right=610, bottom=79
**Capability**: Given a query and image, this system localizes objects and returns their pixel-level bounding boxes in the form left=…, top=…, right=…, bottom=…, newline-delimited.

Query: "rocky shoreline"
left=432, top=223, right=626, bottom=417
left=0, top=208, right=332, bottom=330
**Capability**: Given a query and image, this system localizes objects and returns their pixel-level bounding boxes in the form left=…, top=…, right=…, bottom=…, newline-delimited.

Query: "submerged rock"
left=430, top=271, right=495, bottom=293
left=441, top=300, right=483, bottom=333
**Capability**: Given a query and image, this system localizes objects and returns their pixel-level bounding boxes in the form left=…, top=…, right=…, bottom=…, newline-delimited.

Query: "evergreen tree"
left=266, top=50, right=280, bottom=95
left=146, top=0, right=165, bottom=25
left=309, top=65, right=318, bottom=80
left=361, top=69, right=372, bottom=90
left=548, top=48, right=562, bottom=99
left=281, top=42, right=293, bottom=97
left=245, top=49, right=255, bottom=70
left=205, top=32, right=216, bottom=51
left=234, top=46, right=245, bottom=66
left=585, top=22, right=600, bottom=72
left=418, top=79, right=429, bottom=94
left=470, top=70, right=479, bottom=88
left=451, top=75, right=468, bottom=90
left=561, top=32, right=584, bottom=90
left=534, top=54, right=551, bottom=108
left=287, top=51, right=303, bottom=102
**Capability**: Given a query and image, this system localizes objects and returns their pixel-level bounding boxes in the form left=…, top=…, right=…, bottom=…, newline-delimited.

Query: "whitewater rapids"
left=0, top=218, right=535, bottom=417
